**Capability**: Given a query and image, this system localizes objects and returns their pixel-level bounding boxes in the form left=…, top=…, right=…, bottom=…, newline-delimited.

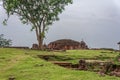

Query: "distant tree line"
left=0, top=34, right=12, bottom=47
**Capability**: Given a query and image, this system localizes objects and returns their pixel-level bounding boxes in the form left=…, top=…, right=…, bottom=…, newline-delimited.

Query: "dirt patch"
left=51, top=61, right=72, bottom=68
left=37, top=55, right=74, bottom=61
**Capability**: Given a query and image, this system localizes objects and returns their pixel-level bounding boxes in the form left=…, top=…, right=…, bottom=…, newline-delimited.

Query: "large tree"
left=2, top=0, right=72, bottom=50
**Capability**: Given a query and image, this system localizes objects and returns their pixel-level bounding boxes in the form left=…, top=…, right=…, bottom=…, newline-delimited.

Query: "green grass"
left=0, top=48, right=120, bottom=80
left=31, top=50, right=119, bottom=64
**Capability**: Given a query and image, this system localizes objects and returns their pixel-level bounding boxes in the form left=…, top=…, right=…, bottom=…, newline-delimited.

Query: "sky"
left=0, top=0, right=120, bottom=49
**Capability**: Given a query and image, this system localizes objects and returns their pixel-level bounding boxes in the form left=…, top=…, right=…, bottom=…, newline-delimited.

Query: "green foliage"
left=114, top=53, right=120, bottom=64
left=2, top=0, right=73, bottom=49
left=0, top=34, right=12, bottom=47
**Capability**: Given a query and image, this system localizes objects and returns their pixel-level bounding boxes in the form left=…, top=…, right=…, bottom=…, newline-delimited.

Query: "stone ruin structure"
left=48, top=39, right=88, bottom=50
left=32, top=44, right=39, bottom=49
left=31, top=43, right=47, bottom=50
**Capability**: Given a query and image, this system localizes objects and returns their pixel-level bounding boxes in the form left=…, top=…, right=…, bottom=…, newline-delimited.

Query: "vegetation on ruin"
left=0, top=48, right=120, bottom=80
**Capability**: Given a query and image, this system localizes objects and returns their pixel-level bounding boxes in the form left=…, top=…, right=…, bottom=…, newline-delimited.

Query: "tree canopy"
left=2, top=0, right=72, bottom=49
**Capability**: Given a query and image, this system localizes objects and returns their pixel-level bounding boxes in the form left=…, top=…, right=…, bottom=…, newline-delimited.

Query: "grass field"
left=0, top=48, right=120, bottom=80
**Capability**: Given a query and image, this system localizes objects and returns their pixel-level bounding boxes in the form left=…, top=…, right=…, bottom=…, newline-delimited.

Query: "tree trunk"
left=35, top=27, right=44, bottom=50
left=38, top=36, right=43, bottom=50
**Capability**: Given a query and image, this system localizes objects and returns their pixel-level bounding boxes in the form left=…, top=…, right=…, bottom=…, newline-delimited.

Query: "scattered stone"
left=109, top=68, right=120, bottom=77
left=9, top=76, right=15, bottom=80
left=78, top=59, right=87, bottom=70
left=98, top=69, right=106, bottom=77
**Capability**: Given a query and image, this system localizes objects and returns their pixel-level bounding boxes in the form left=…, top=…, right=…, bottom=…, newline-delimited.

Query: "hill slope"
left=0, top=48, right=119, bottom=80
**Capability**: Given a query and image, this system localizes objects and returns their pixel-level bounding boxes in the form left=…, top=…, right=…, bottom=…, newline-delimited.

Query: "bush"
left=0, top=34, right=12, bottom=47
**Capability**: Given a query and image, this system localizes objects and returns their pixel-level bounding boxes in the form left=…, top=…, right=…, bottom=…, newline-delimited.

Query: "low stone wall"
left=3, top=46, right=29, bottom=49
left=37, top=54, right=120, bottom=77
